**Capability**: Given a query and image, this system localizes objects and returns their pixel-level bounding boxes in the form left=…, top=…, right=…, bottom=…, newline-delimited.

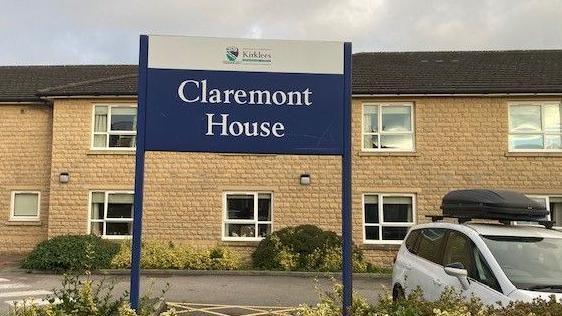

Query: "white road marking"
left=0, top=283, right=30, bottom=290
left=6, top=298, right=61, bottom=307
left=0, top=277, right=55, bottom=309
left=0, top=290, right=52, bottom=298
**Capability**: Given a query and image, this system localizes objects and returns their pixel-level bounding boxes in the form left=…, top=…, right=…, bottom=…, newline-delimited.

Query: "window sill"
left=361, top=243, right=401, bottom=251
left=6, top=220, right=42, bottom=226
left=505, top=152, right=562, bottom=157
left=358, top=151, right=418, bottom=157
left=220, top=240, right=262, bottom=247
left=218, top=153, right=278, bottom=157
left=88, top=150, right=136, bottom=156
left=102, top=235, right=132, bottom=240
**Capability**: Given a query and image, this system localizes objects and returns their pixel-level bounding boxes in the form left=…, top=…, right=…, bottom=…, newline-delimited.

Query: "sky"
left=2, top=0, right=562, bottom=65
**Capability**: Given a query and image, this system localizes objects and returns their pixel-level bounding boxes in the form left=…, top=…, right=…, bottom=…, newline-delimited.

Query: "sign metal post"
left=131, top=35, right=352, bottom=313
left=341, top=42, right=353, bottom=316
left=131, top=35, right=148, bottom=310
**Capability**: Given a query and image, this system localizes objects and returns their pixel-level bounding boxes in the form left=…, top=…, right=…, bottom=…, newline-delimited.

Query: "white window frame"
left=362, top=193, right=416, bottom=245
left=91, top=104, right=137, bottom=150
left=222, top=192, right=273, bottom=242
left=10, top=191, right=40, bottom=221
left=508, top=101, right=562, bottom=152
left=527, top=195, right=562, bottom=228
left=88, top=191, right=134, bottom=240
left=361, top=103, right=415, bottom=152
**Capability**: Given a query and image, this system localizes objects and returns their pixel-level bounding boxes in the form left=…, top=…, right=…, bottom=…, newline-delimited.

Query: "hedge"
left=21, top=235, right=119, bottom=272
left=296, top=285, right=562, bottom=316
left=110, top=241, right=241, bottom=270
left=252, top=225, right=380, bottom=272
left=22, top=230, right=387, bottom=273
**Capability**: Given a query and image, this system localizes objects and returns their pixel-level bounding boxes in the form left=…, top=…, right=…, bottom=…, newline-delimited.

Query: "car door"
left=405, top=228, right=449, bottom=301
left=441, top=230, right=510, bottom=305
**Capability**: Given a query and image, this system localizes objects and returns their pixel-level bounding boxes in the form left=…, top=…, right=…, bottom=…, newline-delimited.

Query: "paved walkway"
left=0, top=276, right=55, bottom=309
left=0, top=270, right=390, bottom=315
left=0, top=255, right=24, bottom=270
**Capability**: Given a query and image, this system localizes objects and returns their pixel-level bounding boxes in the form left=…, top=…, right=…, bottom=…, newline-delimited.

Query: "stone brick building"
left=1, top=50, right=562, bottom=266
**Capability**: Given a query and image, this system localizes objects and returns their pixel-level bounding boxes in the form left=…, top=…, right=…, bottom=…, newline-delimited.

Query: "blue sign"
left=131, top=35, right=353, bottom=314
left=145, top=70, right=343, bottom=154
left=143, top=36, right=347, bottom=155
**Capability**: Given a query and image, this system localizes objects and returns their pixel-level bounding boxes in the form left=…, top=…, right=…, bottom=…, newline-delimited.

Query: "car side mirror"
left=444, top=262, right=470, bottom=290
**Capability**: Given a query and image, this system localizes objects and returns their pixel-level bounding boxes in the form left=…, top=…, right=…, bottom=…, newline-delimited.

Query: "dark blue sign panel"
left=145, top=69, right=344, bottom=154
left=131, top=35, right=353, bottom=314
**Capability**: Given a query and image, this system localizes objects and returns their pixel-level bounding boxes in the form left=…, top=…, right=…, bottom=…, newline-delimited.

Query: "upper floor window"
left=10, top=191, right=40, bottom=221
left=223, top=192, right=272, bottom=241
left=362, top=103, right=414, bottom=152
left=92, top=105, right=137, bottom=149
left=363, top=193, right=416, bottom=244
left=508, top=102, right=562, bottom=151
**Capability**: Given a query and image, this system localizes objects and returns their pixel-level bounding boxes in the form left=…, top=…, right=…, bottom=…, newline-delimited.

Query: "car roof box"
left=441, top=189, right=550, bottom=222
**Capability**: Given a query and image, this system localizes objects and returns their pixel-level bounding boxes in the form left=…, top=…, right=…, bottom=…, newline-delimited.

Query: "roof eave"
left=0, top=97, right=46, bottom=104
left=38, top=92, right=137, bottom=99
left=352, top=87, right=562, bottom=96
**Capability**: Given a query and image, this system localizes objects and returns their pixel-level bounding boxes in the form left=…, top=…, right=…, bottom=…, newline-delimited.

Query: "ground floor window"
left=89, top=191, right=134, bottom=238
left=223, top=192, right=272, bottom=241
left=363, top=193, right=415, bottom=244
left=527, top=195, right=562, bottom=227
left=10, top=191, right=40, bottom=221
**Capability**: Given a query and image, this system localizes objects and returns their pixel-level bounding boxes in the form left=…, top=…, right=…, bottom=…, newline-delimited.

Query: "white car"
left=392, top=221, right=562, bottom=305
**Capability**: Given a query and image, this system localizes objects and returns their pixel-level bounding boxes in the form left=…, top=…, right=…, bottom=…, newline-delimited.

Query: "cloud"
left=1, top=0, right=561, bottom=65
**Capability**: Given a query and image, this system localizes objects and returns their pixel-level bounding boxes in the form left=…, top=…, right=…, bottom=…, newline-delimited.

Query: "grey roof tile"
left=352, top=50, right=562, bottom=94
left=0, top=64, right=137, bottom=101
left=1, top=50, right=561, bottom=102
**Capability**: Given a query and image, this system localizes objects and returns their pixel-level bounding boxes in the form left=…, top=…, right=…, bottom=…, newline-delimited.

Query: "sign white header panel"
left=148, top=35, right=344, bottom=74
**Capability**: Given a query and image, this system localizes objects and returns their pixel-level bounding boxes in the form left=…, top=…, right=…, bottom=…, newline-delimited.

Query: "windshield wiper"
left=527, top=285, right=562, bottom=292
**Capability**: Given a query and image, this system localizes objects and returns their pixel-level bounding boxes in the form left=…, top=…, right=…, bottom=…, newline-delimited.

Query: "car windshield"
left=482, top=235, right=562, bottom=292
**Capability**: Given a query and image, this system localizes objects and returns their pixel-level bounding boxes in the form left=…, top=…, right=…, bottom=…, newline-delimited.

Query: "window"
left=472, top=247, right=502, bottom=292
left=416, top=228, right=447, bottom=264
left=89, top=191, right=134, bottom=238
left=443, top=231, right=501, bottom=292
left=362, top=103, right=414, bottom=151
left=527, top=195, right=562, bottom=227
left=92, top=105, right=137, bottom=149
left=483, top=235, right=562, bottom=291
left=508, top=102, right=562, bottom=151
left=443, top=231, right=474, bottom=273
left=363, top=194, right=415, bottom=244
left=223, top=192, right=272, bottom=241
left=10, top=191, right=40, bottom=221
left=404, top=229, right=421, bottom=254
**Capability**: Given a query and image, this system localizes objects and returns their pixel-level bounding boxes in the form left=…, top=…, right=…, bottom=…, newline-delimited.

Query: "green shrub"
left=252, top=225, right=372, bottom=272
left=297, top=284, right=562, bottom=315
left=21, top=235, right=119, bottom=272
left=110, top=241, right=242, bottom=270
left=10, top=273, right=172, bottom=316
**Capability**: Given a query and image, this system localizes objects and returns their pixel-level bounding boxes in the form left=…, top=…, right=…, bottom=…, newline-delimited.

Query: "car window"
left=416, top=228, right=447, bottom=264
left=443, top=230, right=502, bottom=293
left=482, top=235, right=562, bottom=291
left=472, top=247, right=502, bottom=292
left=405, top=229, right=420, bottom=254
left=443, top=231, right=475, bottom=276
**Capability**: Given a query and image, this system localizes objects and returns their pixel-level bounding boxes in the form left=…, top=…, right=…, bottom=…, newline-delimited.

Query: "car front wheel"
left=392, top=284, right=405, bottom=302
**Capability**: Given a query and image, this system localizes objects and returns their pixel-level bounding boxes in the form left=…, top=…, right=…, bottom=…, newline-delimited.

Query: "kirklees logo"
left=224, top=46, right=272, bottom=65
left=225, top=46, right=239, bottom=62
